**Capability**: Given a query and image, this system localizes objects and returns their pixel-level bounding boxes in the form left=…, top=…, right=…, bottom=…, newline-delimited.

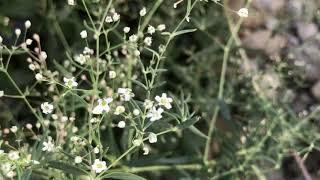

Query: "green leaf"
left=172, top=28, right=197, bottom=37
left=177, top=116, right=200, bottom=129
left=47, top=161, right=89, bottom=176
left=101, top=172, right=146, bottom=180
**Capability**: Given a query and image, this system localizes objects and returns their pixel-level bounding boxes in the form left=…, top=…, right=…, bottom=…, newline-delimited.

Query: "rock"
left=253, top=0, right=285, bottom=15
left=312, top=81, right=320, bottom=100
left=265, top=35, right=287, bottom=56
left=242, top=30, right=272, bottom=50
left=296, top=22, right=318, bottom=40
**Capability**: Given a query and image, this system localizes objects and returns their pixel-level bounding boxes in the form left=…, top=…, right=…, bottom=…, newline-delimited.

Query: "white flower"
left=117, top=88, right=134, bottom=101
left=105, top=16, right=113, bottom=23
left=143, top=99, right=154, bottom=110
left=109, top=71, right=116, bottom=79
left=133, top=109, right=140, bottom=116
left=25, top=20, right=31, bottom=29
left=80, top=30, right=87, bottom=39
left=146, top=107, right=164, bottom=121
left=1, top=163, right=14, bottom=173
left=114, top=105, right=125, bottom=115
left=75, top=54, right=87, bottom=65
left=41, top=102, right=54, bottom=114
left=155, top=93, right=173, bottom=109
left=6, top=171, right=16, bottom=178
left=93, top=147, right=100, bottom=154
left=92, top=97, right=113, bottom=114
left=0, top=90, right=4, bottom=97
left=42, top=137, right=54, bottom=152
left=75, top=156, right=82, bottom=164
left=143, top=146, right=149, bottom=155
left=35, top=73, right=43, bottom=81
left=63, top=77, right=78, bottom=88
left=148, top=132, right=157, bottom=143
left=147, top=25, right=155, bottom=34
left=83, top=47, right=94, bottom=55
left=129, top=34, right=138, bottom=42
left=117, top=121, right=126, bottom=128
left=144, top=37, right=152, bottom=46
left=10, top=126, right=18, bottom=133
left=68, top=0, right=75, bottom=5
left=157, top=24, right=166, bottom=31
left=237, top=8, right=248, bottom=18
left=8, top=151, right=20, bottom=160
left=140, top=7, right=147, bottom=16
left=123, top=27, right=130, bottom=33
left=132, top=139, right=142, bottom=146
left=0, top=36, right=3, bottom=43
left=90, top=117, right=100, bottom=123
left=15, top=29, right=21, bottom=36
left=112, top=13, right=120, bottom=21
left=26, top=123, right=33, bottom=129
left=91, top=159, right=107, bottom=173
left=26, top=39, right=33, bottom=45
left=134, top=49, right=140, bottom=57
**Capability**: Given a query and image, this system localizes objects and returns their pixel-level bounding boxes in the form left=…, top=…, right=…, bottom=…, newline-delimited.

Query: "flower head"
left=75, top=156, right=82, bottom=164
left=63, top=77, right=78, bottom=88
left=8, top=151, right=20, bottom=160
left=80, top=30, right=87, bottom=39
left=42, top=137, right=54, bottom=152
left=237, top=8, right=248, bottom=18
left=146, top=107, right=164, bottom=121
left=117, top=88, right=134, bottom=101
left=155, top=93, right=173, bottom=109
left=140, top=7, right=147, bottom=16
left=41, top=102, right=54, bottom=114
left=114, top=105, right=125, bottom=115
left=91, top=159, right=107, bottom=173
left=92, top=97, right=113, bottom=114
left=148, top=132, right=157, bottom=143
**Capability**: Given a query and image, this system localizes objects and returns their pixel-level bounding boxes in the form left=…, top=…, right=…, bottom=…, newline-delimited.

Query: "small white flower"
left=155, top=93, right=173, bottom=109
left=140, top=7, right=147, bottom=17
left=42, top=137, right=54, bottom=152
left=143, top=146, right=149, bottom=155
left=144, top=37, right=152, bottom=46
left=74, top=156, right=82, bottom=164
left=15, top=29, right=21, bottom=36
left=134, top=49, right=140, bottom=57
left=41, top=102, right=54, bottom=114
left=93, top=147, right=100, bottom=154
left=1, top=163, right=14, bottom=174
left=117, top=121, right=126, bottom=128
left=148, top=132, right=157, bottom=143
left=6, top=171, right=16, bottom=178
left=35, top=73, right=43, bottom=81
left=118, top=88, right=134, bottom=101
left=123, top=27, right=130, bottom=33
left=237, top=8, right=248, bottom=18
left=90, top=117, right=100, bottom=123
left=80, top=30, right=87, bottom=39
left=40, top=51, right=47, bottom=60
left=26, top=39, right=33, bottom=45
left=143, top=99, right=154, bottom=110
left=112, top=13, right=120, bottom=21
left=109, top=71, right=116, bottom=79
left=129, top=34, right=138, bottom=42
left=132, top=139, right=142, bottom=146
left=83, top=47, right=94, bottom=55
left=157, top=24, right=166, bottom=31
left=147, top=25, right=155, bottom=34
left=92, top=97, right=113, bottom=114
left=10, top=126, right=18, bottom=133
left=8, top=151, right=20, bottom=160
left=146, top=107, right=164, bottom=121
left=133, top=109, right=140, bottom=116
left=68, top=0, right=75, bottom=5
left=0, top=90, right=4, bottom=97
left=105, top=16, right=113, bottom=23
left=0, top=36, right=3, bottom=43
left=74, top=54, right=87, bottom=65
left=114, top=105, right=125, bottom=115
left=91, top=159, right=107, bottom=173
left=26, top=123, right=33, bottom=129
left=25, top=20, right=31, bottom=29
left=63, top=77, right=78, bottom=88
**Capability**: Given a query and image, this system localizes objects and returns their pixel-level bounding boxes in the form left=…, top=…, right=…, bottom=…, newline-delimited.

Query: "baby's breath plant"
left=0, top=0, right=206, bottom=179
